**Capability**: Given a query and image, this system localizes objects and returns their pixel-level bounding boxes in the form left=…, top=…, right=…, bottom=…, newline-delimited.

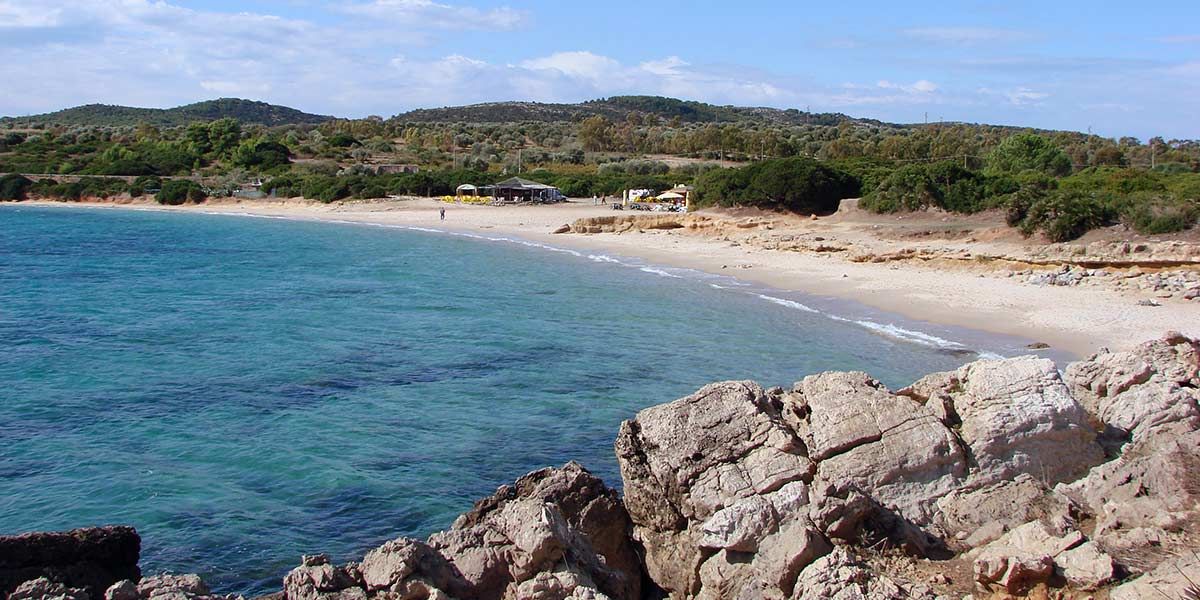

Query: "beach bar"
left=482, top=177, right=563, bottom=203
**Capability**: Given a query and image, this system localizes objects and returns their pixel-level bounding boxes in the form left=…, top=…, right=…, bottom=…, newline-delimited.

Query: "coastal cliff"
left=4, top=333, right=1198, bottom=600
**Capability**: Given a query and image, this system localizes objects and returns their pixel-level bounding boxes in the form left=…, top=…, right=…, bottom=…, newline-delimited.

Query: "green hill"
left=3, top=98, right=334, bottom=127
left=391, top=95, right=874, bottom=127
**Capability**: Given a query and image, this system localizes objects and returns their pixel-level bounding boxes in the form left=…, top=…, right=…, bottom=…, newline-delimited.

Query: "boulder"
left=134, top=574, right=237, bottom=600
left=0, top=527, right=141, bottom=600
left=1054, top=541, right=1115, bottom=590
left=9, top=577, right=90, bottom=600
left=615, top=381, right=812, bottom=596
left=283, top=554, right=366, bottom=600
left=902, top=357, right=1103, bottom=489
left=429, top=462, right=642, bottom=600
left=971, top=521, right=1085, bottom=594
left=282, top=462, right=641, bottom=600
left=932, top=474, right=1079, bottom=547
left=1110, top=551, right=1200, bottom=600
left=104, top=580, right=139, bottom=600
left=783, top=372, right=968, bottom=524
left=1064, top=332, right=1200, bottom=450
left=790, top=548, right=936, bottom=600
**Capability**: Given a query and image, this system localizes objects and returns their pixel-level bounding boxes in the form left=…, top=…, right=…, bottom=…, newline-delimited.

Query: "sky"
left=1, top=0, right=1198, bottom=139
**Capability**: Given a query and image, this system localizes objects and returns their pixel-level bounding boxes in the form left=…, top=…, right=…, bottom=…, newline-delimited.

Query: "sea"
left=0, top=205, right=1052, bottom=595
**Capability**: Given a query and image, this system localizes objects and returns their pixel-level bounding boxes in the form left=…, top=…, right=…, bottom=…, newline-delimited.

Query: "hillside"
left=2, top=98, right=334, bottom=127
left=391, top=95, right=878, bottom=127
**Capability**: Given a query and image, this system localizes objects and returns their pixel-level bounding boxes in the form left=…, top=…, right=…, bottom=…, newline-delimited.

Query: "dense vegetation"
left=694, top=158, right=858, bottom=214
left=3, top=96, right=1198, bottom=239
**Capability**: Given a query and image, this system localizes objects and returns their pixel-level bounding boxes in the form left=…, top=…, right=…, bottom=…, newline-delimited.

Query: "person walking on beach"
left=439, top=207, right=445, bottom=221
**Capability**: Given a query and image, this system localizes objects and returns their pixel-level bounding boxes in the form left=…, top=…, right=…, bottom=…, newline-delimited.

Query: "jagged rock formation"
left=615, top=333, right=1198, bottom=599
left=5, top=333, right=1198, bottom=600
left=281, top=461, right=642, bottom=600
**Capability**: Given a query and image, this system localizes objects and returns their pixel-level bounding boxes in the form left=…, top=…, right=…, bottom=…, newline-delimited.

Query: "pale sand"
left=24, top=198, right=1200, bottom=357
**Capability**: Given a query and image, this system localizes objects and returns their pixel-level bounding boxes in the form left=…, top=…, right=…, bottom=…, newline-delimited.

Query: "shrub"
left=156, top=179, right=206, bottom=205
left=828, top=157, right=896, bottom=197
left=1019, top=190, right=1119, bottom=242
left=694, top=157, right=857, bottom=214
left=860, top=164, right=938, bottom=213
left=128, top=175, right=162, bottom=196
left=0, top=174, right=33, bottom=200
left=986, top=133, right=1072, bottom=177
left=1118, top=193, right=1198, bottom=235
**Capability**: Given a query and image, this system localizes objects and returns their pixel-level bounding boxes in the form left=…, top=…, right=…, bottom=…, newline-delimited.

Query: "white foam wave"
left=756, top=294, right=820, bottom=314
left=975, top=351, right=1006, bottom=360
left=588, top=254, right=623, bottom=264
left=639, top=266, right=683, bottom=278
left=830, top=316, right=966, bottom=350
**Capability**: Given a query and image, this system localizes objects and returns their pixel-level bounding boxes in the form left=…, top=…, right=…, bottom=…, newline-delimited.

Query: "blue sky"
left=1, top=0, right=1198, bottom=139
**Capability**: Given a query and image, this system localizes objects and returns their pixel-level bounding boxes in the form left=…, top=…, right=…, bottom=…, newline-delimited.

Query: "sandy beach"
left=22, top=197, right=1200, bottom=357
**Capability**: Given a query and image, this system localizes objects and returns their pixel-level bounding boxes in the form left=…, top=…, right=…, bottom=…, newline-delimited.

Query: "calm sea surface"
left=1, top=205, right=1029, bottom=594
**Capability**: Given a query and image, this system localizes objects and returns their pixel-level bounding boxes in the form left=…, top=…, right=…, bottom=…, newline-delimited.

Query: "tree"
left=578, top=116, right=613, bottom=152
left=0, top=174, right=33, bottom=200
left=207, top=118, right=243, bottom=157
left=986, top=133, right=1072, bottom=177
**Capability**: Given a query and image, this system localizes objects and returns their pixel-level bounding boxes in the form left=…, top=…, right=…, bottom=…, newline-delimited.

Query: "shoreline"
left=12, top=197, right=1200, bottom=357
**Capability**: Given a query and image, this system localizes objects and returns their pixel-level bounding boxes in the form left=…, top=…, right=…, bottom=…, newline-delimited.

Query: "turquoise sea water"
left=1, top=205, right=1033, bottom=594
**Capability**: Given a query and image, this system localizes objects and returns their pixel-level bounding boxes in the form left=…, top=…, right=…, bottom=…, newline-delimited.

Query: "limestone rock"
left=784, top=372, right=968, bottom=524
left=283, top=554, right=365, bottom=600
left=1110, top=551, right=1200, bottom=600
left=9, top=577, right=91, bottom=600
left=104, top=580, right=138, bottom=600
left=903, top=357, right=1103, bottom=489
left=615, top=381, right=812, bottom=596
left=932, top=474, right=1078, bottom=547
left=1054, top=541, right=1115, bottom=590
left=1064, top=332, right=1200, bottom=449
left=971, top=522, right=1084, bottom=594
left=430, top=462, right=641, bottom=600
left=0, top=527, right=141, bottom=599
left=791, top=548, right=935, bottom=600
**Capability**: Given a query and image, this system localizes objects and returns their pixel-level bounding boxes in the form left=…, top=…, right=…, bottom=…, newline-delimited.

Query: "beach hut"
left=455, top=183, right=479, bottom=198
left=484, top=177, right=563, bottom=203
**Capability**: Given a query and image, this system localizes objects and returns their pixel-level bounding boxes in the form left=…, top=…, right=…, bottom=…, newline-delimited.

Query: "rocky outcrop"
left=278, top=461, right=643, bottom=600
left=8, top=333, right=1199, bottom=600
left=0, top=527, right=141, bottom=599
left=614, top=333, right=1199, bottom=599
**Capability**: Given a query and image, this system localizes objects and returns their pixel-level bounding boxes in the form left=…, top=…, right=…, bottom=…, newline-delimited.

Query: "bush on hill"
left=985, top=133, right=1072, bottom=177
left=156, top=179, right=206, bottom=205
left=693, top=157, right=858, bottom=214
left=0, top=174, right=33, bottom=200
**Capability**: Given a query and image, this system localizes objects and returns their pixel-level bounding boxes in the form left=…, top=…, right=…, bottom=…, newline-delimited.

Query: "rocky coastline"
left=4, top=333, right=1198, bottom=600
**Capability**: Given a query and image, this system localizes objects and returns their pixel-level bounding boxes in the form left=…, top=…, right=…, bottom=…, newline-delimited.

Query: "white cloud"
left=1005, top=87, right=1049, bottom=105
left=877, top=79, right=938, bottom=94
left=339, top=0, right=525, bottom=30
left=521, top=51, right=626, bottom=85
left=0, top=1, right=63, bottom=27
left=903, top=27, right=1029, bottom=45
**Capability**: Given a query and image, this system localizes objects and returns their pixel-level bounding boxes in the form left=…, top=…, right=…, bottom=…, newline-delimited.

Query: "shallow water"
left=1, top=205, right=1026, bottom=594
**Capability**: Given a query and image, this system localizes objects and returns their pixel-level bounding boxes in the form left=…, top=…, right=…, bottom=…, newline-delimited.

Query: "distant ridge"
left=2, top=98, right=334, bottom=127
left=391, top=95, right=883, bottom=127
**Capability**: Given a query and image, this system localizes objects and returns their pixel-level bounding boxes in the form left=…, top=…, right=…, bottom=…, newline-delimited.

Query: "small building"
left=376, top=164, right=420, bottom=175
left=482, top=177, right=563, bottom=203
